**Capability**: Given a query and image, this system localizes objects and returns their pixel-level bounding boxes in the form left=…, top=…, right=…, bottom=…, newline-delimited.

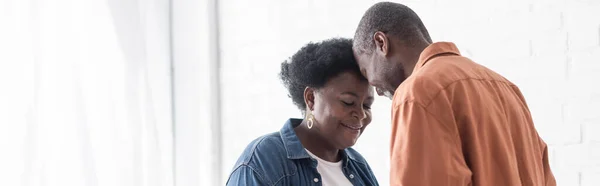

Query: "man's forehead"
left=355, top=55, right=374, bottom=70
left=352, top=48, right=360, bottom=58
left=352, top=50, right=368, bottom=62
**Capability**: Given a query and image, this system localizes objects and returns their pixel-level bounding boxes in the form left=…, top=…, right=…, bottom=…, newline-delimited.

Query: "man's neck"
left=403, top=42, right=430, bottom=78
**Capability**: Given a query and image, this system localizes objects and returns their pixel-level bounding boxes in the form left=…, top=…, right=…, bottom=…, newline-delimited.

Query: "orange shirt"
left=390, top=42, right=556, bottom=186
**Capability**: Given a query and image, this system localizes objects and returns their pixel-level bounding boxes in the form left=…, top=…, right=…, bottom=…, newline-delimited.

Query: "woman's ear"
left=303, top=87, right=315, bottom=111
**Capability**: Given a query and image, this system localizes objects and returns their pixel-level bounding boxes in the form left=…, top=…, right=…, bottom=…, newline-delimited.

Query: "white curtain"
left=0, top=0, right=173, bottom=186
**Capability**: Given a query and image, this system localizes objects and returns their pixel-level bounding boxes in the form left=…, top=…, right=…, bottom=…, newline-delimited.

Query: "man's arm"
left=390, top=101, right=471, bottom=186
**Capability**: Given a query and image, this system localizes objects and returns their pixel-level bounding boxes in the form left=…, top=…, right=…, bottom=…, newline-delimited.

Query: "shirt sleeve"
left=226, top=165, right=269, bottom=186
left=541, top=142, right=557, bottom=186
left=390, top=101, right=472, bottom=186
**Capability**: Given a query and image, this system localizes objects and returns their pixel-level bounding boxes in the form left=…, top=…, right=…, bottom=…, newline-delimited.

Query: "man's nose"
left=376, top=87, right=384, bottom=96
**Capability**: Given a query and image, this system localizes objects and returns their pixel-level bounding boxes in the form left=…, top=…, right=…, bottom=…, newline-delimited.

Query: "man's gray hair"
left=353, top=2, right=432, bottom=55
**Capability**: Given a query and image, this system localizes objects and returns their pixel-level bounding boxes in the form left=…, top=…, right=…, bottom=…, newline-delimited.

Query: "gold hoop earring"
left=307, top=115, right=314, bottom=129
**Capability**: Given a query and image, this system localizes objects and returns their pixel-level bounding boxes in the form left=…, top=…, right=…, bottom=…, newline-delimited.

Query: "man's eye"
left=342, top=101, right=354, bottom=106
left=363, top=104, right=371, bottom=109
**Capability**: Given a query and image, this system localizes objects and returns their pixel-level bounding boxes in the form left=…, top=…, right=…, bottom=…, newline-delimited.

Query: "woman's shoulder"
left=228, top=132, right=296, bottom=185
left=344, top=147, right=370, bottom=166
left=233, top=131, right=288, bottom=167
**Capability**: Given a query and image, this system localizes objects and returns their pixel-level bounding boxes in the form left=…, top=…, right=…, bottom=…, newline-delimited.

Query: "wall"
left=217, top=0, right=600, bottom=185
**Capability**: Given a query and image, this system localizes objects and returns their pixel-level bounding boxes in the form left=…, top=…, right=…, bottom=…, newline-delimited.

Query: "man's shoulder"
left=393, top=71, right=444, bottom=108
left=393, top=56, right=513, bottom=107
left=424, top=55, right=514, bottom=85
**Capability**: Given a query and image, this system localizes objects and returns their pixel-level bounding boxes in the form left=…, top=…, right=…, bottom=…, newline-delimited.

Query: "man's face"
left=353, top=49, right=404, bottom=100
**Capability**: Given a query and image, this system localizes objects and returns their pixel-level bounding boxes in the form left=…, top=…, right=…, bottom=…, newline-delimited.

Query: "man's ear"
left=373, top=31, right=389, bottom=56
left=303, top=87, right=315, bottom=111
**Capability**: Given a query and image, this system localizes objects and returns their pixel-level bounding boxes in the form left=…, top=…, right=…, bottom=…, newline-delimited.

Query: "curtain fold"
left=0, top=0, right=173, bottom=186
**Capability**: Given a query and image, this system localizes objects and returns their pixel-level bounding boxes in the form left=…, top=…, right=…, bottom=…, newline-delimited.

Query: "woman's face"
left=310, top=71, right=374, bottom=149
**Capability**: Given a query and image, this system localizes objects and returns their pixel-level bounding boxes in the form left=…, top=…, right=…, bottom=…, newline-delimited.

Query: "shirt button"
left=349, top=174, right=354, bottom=179
left=313, top=178, right=319, bottom=182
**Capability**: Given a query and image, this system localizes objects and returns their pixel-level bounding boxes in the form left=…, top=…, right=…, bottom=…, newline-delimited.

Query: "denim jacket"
left=226, top=118, right=379, bottom=186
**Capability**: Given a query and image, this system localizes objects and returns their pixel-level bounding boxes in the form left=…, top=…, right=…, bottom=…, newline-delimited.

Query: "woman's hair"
left=279, top=38, right=365, bottom=112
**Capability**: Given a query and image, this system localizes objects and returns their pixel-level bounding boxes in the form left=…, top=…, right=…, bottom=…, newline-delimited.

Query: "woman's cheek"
left=363, top=111, right=372, bottom=125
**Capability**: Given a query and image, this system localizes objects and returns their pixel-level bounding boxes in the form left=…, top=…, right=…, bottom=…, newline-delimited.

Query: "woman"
left=226, top=38, right=379, bottom=186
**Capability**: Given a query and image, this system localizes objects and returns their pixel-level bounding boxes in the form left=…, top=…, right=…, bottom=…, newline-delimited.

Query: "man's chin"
left=383, top=90, right=394, bottom=100
left=375, top=87, right=394, bottom=99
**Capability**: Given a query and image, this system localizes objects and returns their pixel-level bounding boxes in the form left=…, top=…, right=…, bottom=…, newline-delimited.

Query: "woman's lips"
left=341, top=123, right=362, bottom=130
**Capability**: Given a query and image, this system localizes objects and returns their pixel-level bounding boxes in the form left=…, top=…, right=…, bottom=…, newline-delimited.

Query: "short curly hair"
left=279, top=38, right=365, bottom=113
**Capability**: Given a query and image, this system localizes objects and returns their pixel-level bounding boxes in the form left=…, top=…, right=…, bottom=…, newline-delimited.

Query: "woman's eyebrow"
left=341, top=92, right=359, bottom=98
left=342, top=92, right=373, bottom=101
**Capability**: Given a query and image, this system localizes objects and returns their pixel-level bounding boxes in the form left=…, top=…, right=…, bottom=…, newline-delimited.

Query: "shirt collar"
left=279, top=118, right=353, bottom=167
left=280, top=118, right=311, bottom=160
left=414, top=42, right=461, bottom=72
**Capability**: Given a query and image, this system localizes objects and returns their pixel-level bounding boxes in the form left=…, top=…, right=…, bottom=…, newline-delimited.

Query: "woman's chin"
left=338, top=137, right=359, bottom=149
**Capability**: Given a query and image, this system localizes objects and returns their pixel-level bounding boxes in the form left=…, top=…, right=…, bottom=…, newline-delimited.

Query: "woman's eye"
left=342, top=101, right=354, bottom=106
left=363, top=104, right=371, bottom=109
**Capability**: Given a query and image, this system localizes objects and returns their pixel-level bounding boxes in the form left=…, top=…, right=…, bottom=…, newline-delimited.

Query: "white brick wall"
left=217, top=0, right=600, bottom=185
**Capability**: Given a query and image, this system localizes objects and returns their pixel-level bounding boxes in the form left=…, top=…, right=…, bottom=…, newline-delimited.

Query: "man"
left=352, top=2, right=556, bottom=186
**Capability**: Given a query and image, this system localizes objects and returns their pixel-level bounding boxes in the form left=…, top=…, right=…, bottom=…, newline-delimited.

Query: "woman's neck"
left=294, top=120, right=341, bottom=162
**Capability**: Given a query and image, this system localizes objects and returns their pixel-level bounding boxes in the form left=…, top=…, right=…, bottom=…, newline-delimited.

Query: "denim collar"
left=279, top=118, right=354, bottom=167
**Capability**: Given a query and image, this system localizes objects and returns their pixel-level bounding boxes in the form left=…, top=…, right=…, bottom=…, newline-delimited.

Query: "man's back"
left=390, top=42, right=556, bottom=186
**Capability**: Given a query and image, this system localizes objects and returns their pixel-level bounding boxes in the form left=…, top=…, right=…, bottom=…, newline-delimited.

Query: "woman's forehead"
left=322, top=72, right=372, bottom=96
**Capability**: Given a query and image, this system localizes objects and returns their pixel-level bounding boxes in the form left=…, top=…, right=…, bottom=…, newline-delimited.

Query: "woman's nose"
left=353, top=107, right=367, bottom=121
